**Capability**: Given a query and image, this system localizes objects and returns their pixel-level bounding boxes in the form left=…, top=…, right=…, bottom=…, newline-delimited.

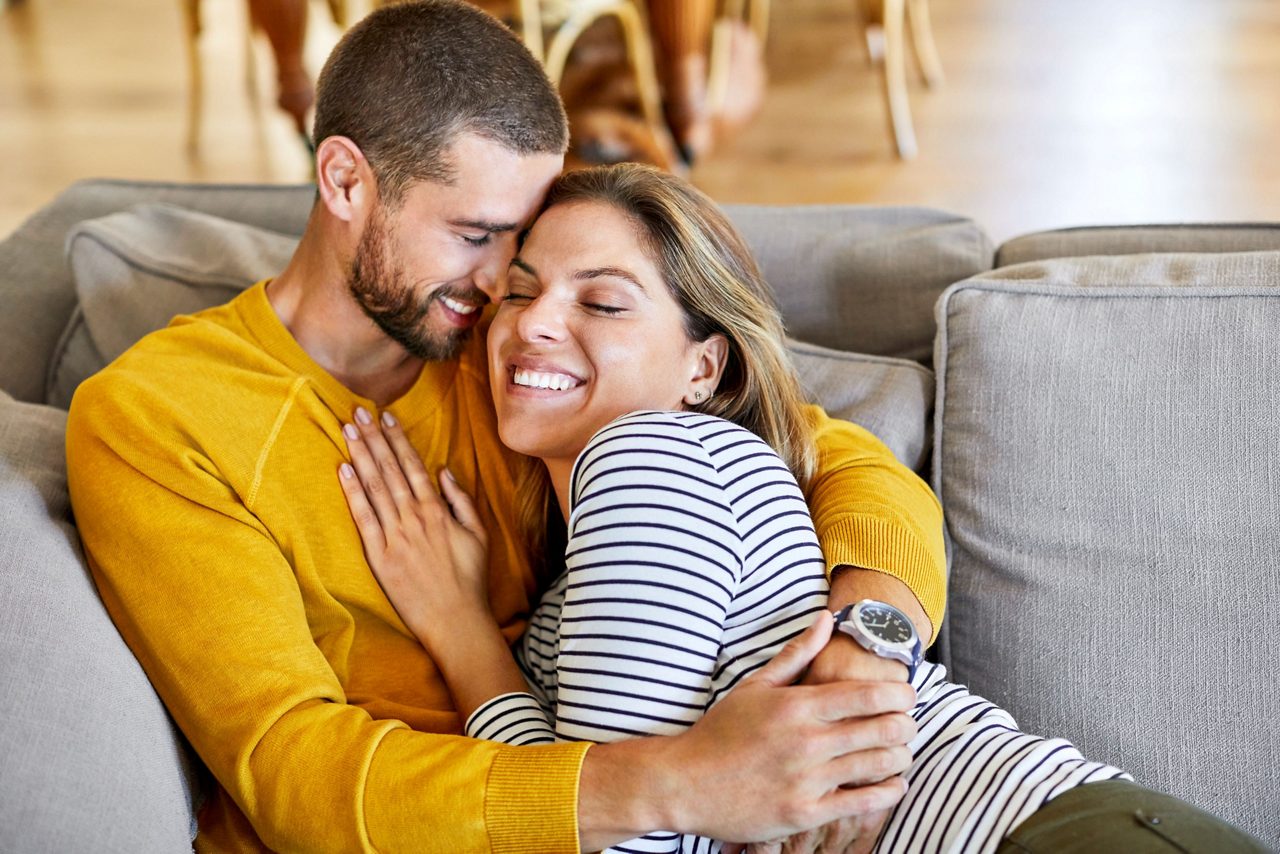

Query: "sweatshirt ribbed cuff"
left=820, top=515, right=947, bottom=645
left=485, top=742, right=591, bottom=854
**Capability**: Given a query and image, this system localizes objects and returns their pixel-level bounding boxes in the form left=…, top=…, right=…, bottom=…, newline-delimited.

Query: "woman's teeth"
left=442, top=296, right=478, bottom=315
left=513, top=368, right=579, bottom=391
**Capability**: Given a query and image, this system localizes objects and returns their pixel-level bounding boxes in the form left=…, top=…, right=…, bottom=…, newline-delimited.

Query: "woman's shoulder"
left=589, top=409, right=767, bottom=451
left=575, top=410, right=783, bottom=484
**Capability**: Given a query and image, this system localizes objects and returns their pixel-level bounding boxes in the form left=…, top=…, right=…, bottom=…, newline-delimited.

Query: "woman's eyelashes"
left=500, top=283, right=628, bottom=316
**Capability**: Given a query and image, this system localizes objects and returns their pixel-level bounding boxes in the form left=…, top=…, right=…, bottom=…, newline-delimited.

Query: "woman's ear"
left=683, top=333, right=729, bottom=406
left=315, top=136, right=374, bottom=223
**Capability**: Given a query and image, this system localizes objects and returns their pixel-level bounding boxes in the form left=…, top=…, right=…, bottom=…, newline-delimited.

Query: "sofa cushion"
left=934, top=255, right=1280, bottom=845
left=49, top=204, right=298, bottom=408
left=727, top=205, right=993, bottom=364
left=56, top=204, right=936, bottom=470
left=788, top=339, right=932, bottom=472
left=0, top=391, right=200, bottom=852
left=0, top=179, right=315, bottom=404
left=996, top=223, right=1280, bottom=267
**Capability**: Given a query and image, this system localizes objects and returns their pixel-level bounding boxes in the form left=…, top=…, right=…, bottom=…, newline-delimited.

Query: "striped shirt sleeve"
left=873, top=663, right=1132, bottom=854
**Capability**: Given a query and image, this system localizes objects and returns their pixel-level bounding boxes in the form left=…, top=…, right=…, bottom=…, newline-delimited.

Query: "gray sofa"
left=1, top=179, right=1277, bottom=851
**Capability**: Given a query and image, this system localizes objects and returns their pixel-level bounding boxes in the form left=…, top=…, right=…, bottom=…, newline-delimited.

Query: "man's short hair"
left=313, top=0, right=568, bottom=203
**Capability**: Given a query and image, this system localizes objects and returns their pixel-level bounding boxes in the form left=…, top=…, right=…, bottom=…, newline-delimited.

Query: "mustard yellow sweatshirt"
left=66, top=281, right=944, bottom=853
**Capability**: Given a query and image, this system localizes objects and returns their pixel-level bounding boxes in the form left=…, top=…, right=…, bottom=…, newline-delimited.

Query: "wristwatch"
left=832, top=599, right=923, bottom=680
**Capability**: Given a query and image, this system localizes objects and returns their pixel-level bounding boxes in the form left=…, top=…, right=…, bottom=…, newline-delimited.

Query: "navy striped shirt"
left=467, top=410, right=1128, bottom=853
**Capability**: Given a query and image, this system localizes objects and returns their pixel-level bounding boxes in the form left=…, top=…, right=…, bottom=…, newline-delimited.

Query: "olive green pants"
left=998, top=780, right=1272, bottom=853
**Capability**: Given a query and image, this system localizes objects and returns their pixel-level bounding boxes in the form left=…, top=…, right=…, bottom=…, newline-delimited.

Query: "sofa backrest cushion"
left=934, top=252, right=1280, bottom=846
left=56, top=204, right=936, bottom=471
left=727, top=205, right=993, bottom=364
left=996, top=223, right=1280, bottom=267
left=0, top=391, right=200, bottom=851
left=51, top=204, right=298, bottom=409
left=1, top=180, right=990, bottom=404
left=0, top=180, right=315, bottom=404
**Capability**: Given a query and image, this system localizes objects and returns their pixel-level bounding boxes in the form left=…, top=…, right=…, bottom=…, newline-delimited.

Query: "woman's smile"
left=487, top=199, right=715, bottom=473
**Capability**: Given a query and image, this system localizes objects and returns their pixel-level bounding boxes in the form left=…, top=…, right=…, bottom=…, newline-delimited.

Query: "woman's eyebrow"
left=510, top=257, right=537, bottom=277
left=575, top=267, right=647, bottom=294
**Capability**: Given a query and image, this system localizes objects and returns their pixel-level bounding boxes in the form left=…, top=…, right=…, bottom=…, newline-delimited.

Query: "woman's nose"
left=516, top=294, right=566, bottom=342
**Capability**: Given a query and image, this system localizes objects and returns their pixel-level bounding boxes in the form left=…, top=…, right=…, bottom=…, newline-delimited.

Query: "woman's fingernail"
left=340, top=463, right=355, bottom=479
left=382, top=410, right=397, bottom=428
left=355, top=407, right=372, bottom=425
left=444, top=468, right=456, bottom=482
left=343, top=424, right=359, bottom=441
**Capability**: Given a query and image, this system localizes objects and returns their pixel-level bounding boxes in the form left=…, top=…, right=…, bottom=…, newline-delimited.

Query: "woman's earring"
left=694, top=391, right=704, bottom=401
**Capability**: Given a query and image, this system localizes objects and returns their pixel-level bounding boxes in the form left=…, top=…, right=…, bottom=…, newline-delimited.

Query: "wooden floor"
left=3, top=0, right=1280, bottom=244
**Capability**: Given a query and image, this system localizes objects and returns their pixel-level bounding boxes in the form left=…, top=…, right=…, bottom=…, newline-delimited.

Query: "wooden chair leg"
left=707, top=14, right=734, bottom=115
left=906, top=0, right=943, bottom=87
left=516, top=0, right=545, bottom=61
left=747, top=0, right=770, bottom=49
left=183, top=0, right=203, bottom=155
left=880, top=0, right=917, bottom=159
left=541, top=8, right=599, bottom=86
left=612, top=1, right=670, bottom=151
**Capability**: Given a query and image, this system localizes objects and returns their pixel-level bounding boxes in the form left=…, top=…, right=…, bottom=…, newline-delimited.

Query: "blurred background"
left=2, top=0, right=1278, bottom=243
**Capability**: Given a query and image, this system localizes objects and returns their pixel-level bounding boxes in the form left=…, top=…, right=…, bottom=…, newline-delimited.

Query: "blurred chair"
left=182, top=0, right=353, bottom=154
left=513, top=0, right=674, bottom=157
left=859, top=0, right=944, bottom=159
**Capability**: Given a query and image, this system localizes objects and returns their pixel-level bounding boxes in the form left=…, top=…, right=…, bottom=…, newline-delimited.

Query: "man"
left=67, top=2, right=945, bottom=851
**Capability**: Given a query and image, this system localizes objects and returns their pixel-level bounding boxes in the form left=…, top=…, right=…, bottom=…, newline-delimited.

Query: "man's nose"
left=472, top=241, right=515, bottom=301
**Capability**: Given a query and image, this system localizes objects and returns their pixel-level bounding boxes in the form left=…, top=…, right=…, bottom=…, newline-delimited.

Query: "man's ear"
left=683, top=333, right=729, bottom=406
left=315, top=136, right=374, bottom=223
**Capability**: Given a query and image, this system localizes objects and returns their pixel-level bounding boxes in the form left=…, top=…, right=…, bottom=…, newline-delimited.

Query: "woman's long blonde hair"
left=516, top=163, right=817, bottom=566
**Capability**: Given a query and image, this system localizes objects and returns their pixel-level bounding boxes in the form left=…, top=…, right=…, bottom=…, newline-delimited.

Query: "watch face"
left=859, top=604, right=914, bottom=645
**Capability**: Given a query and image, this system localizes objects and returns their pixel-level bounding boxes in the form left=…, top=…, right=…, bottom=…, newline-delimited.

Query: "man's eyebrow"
left=575, top=267, right=647, bottom=293
left=449, top=218, right=519, bottom=233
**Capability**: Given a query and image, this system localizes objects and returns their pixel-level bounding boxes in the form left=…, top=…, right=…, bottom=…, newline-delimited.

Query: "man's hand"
left=577, top=612, right=917, bottom=851
left=749, top=568, right=927, bottom=854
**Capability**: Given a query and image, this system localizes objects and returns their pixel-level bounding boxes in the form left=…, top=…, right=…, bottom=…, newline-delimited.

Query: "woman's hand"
left=337, top=406, right=491, bottom=646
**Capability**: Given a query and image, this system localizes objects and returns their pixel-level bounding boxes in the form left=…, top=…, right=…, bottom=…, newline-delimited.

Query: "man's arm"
left=803, top=405, right=945, bottom=645
left=577, top=614, right=917, bottom=851
left=774, top=408, right=946, bottom=854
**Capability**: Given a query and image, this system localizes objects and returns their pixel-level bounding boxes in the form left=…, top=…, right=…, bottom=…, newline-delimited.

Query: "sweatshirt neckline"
left=236, top=279, right=457, bottom=428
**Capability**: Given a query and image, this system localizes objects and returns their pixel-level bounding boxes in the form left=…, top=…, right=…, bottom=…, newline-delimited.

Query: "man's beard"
left=347, top=208, right=480, bottom=362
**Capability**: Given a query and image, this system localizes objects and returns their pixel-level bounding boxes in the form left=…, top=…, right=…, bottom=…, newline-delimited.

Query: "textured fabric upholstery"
left=996, top=223, right=1280, bottom=267
left=788, top=340, right=932, bottom=473
left=0, top=182, right=989, bottom=404
left=934, top=262, right=1280, bottom=845
left=50, top=204, right=298, bottom=408
left=0, top=179, right=314, bottom=403
left=55, top=203, right=936, bottom=469
left=726, top=205, right=994, bottom=364
left=0, top=391, right=200, bottom=851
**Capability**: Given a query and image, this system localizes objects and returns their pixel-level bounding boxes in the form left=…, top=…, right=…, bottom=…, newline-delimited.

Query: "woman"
left=335, top=165, right=1258, bottom=854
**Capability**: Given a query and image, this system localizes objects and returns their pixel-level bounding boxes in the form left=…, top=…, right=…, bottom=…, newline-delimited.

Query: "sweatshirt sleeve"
left=65, top=374, right=588, bottom=854
left=802, top=404, right=947, bottom=643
